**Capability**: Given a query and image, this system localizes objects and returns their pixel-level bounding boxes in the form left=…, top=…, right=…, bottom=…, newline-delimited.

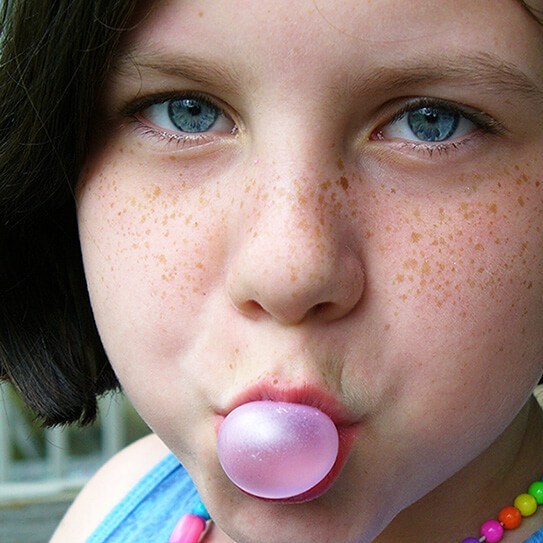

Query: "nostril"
left=311, top=302, right=331, bottom=316
left=236, top=298, right=316, bottom=325
left=237, top=299, right=267, bottom=320
left=308, top=301, right=342, bottom=321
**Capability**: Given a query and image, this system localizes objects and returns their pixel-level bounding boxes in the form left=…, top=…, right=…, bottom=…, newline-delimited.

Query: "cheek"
left=385, top=203, right=542, bottom=317
left=342, top=168, right=543, bottom=486
left=370, top=167, right=543, bottom=428
left=77, top=156, right=228, bottom=363
left=376, top=166, right=543, bottom=315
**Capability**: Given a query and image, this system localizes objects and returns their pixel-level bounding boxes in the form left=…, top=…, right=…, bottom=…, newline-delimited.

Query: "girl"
left=1, top=1, right=543, bottom=542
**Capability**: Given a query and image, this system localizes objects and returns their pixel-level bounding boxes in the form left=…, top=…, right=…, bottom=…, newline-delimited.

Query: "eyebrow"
left=347, top=52, right=543, bottom=103
left=112, top=50, right=543, bottom=104
left=112, top=51, right=246, bottom=95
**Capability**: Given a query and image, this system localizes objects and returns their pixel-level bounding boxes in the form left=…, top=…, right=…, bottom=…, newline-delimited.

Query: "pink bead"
left=218, top=401, right=339, bottom=499
left=480, top=519, right=504, bottom=543
left=169, top=514, right=206, bottom=543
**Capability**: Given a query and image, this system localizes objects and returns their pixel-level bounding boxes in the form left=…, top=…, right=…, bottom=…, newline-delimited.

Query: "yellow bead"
left=514, top=493, right=538, bottom=517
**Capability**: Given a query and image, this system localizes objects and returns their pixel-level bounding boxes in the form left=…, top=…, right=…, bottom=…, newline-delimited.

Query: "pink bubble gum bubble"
left=217, top=401, right=339, bottom=499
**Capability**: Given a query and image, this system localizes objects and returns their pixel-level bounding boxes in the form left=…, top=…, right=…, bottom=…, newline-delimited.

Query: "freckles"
left=155, top=253, right=179, bottom=290
left=337, top=176, right=349, bottom=192
left=385, top=166, right=543, bottom=314
left=235, top=173, right=360, bottom=292
left=97, top=170, right=221, bottom=299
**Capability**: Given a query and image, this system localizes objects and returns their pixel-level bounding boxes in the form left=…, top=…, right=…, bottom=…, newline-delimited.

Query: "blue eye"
left=376, top=101, right=478, bottom=144
left=139, top=94, right=236, bottom=135
left=407, top=107, right=460, bottom=142
left=168, top=98, right=219, bottom=133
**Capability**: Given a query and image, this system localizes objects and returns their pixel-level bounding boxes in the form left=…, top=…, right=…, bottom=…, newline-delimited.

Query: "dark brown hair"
left=1, top=1, right=542, bottom=427
left=0, top=0, right=138, bottom=426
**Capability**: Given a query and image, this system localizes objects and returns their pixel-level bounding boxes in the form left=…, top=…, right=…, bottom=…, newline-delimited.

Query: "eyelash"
left=372, top=97, right=503, bottom=157
left=122, top=93, right=502, bottom=158
left=122, top=91, right=237, bottom=150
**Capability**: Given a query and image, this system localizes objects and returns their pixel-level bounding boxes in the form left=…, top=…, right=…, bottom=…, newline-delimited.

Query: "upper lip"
left=217, top=381, right=358, bottom=426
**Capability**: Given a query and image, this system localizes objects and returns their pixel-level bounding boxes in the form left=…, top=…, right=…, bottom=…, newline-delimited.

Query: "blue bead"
left=461, top=538, right=480, bottom=543
left=192, top=499, right=211, bottom=520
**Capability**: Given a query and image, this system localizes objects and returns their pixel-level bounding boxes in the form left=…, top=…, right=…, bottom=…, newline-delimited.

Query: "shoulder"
left=50, top=433, right=170, bottom=543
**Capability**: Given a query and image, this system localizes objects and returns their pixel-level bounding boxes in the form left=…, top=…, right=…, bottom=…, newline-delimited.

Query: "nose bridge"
left=247, top=106, right=349, bottom=247
left=253, top=168, right=340, bottom=268
left=226, top=145, right=365, bottom=325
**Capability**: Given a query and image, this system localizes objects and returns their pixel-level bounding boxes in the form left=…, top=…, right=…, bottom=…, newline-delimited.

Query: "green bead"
left=528, top=481, right=543, bottom=505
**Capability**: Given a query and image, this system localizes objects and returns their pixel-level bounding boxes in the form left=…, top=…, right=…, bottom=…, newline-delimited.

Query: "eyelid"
left=120, top=90, right=239, bottom=137
left=118, top=90, right=239, bottom=151
left=120, top=90, right=229, bottom=118
left=375, top=97, right=505, bottom=137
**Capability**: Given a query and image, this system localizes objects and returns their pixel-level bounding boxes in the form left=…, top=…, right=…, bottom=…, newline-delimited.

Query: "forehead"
left=117, top=0, right=543, bottom=95
left=125, top=0, right=541, bottom=52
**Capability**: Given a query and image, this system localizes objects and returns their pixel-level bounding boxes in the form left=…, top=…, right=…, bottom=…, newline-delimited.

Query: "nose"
left=226, top=165, right=365, bottom=326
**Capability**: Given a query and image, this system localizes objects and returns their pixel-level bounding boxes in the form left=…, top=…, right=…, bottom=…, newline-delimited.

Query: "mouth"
left=215, top=382, right=361, bottom=503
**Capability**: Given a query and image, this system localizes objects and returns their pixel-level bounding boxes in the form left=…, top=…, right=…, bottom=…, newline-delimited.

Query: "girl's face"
left=78, top=1, right=543, bottom=541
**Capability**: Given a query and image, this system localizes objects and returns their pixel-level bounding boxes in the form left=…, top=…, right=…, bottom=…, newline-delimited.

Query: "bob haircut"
left=1, top=0, right=542, bottom=427
left=0, top=0, right=138, bottom=426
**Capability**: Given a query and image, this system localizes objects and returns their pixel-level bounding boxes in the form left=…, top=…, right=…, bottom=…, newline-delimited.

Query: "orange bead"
left=498, top=506, right=522, bottom=530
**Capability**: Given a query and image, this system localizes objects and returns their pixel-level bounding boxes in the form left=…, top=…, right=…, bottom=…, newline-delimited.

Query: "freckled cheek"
left=372, top=185, right=543, bottom=365
left=366, top=205, right=543, bottom=431
left=389, top=220, right=536, bottom=303
left=77, top=165, right=227, bottom=342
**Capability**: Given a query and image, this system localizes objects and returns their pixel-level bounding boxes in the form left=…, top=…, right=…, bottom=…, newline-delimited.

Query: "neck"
left=375, top=395, right=543, bottom=543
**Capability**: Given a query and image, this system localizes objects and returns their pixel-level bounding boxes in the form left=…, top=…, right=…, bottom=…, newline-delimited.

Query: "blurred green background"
left=0, top=384, right=150, bottom=543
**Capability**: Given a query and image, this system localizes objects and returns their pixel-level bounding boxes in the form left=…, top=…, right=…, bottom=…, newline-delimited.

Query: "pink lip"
left=215, top=382, right=361, bottom=503
left=217, top=383, right=358, bottom=425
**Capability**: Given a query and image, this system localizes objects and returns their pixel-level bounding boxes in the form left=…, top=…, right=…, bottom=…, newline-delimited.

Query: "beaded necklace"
left=169, top=476, right=543, bottom=543
left=462, top=476, right=543, bottom=542
left=169, top=499, right=211, bottom=543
